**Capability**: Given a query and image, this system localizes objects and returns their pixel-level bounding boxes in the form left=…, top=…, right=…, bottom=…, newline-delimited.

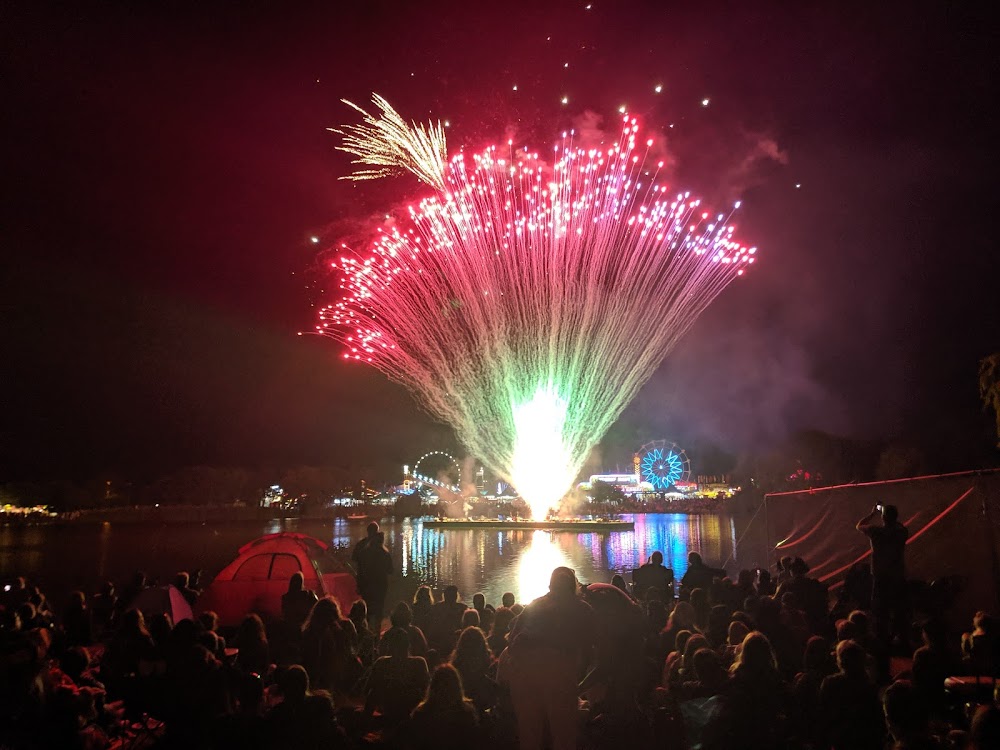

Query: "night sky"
left=2, top=1, right=998, bottom=483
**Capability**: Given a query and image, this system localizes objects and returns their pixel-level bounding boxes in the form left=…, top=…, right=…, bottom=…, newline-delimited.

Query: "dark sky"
left=2, top=1, right=998, bottom=482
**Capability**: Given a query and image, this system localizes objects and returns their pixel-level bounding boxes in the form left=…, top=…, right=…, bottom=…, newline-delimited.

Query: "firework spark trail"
left=331, top=94, right=448, bottom=191
left=320, top=96, right=757, bottom=518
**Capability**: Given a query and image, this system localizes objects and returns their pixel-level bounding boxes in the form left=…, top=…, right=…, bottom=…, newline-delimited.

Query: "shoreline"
left=1, top=504, right=745, bottom=527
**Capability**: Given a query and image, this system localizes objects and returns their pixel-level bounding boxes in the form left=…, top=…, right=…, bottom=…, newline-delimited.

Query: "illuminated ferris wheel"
left=636, top=440, right=690, bottom=490
left=411, top=451, right=462, bottom=494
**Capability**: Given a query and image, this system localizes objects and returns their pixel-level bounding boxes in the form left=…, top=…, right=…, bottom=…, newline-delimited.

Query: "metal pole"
left=763, top=492, right=771, bottom=572
left=981, top=476, right=1000, bottom=614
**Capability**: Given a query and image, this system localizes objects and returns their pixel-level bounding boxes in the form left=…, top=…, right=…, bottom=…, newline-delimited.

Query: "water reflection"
left=1, top=513, right=756, bottom=610
left=376, top=513, right=744, bottom=607
left=517, top=530, right=574, bottom=603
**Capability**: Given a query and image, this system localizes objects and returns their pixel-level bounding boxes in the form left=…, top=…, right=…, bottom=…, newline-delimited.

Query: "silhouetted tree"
left=979, top=353, right=1000, bottom=448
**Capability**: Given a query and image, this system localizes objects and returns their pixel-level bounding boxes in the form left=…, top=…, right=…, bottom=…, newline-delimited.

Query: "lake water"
left=0, top=513, right=766, bottom=611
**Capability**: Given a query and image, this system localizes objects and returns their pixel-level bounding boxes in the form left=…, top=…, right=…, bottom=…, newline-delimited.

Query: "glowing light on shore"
left=321, top=95, right=757, bottom=518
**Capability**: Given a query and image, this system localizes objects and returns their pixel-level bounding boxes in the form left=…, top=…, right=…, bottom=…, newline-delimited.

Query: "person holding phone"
left=856, top=503, right=909, bottom=676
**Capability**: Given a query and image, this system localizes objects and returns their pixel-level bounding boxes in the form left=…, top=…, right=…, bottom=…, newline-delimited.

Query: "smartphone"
left=876, top=504, right=884, bottom=513
left=3, top=584, right=10, bottom=592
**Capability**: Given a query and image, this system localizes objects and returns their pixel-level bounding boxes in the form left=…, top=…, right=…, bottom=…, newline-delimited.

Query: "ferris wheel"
left=636, top=440, right=690, bottom=490
left=411, top=451, right=462, bottom=494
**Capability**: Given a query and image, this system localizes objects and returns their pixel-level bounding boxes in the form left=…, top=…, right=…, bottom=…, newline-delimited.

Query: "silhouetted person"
left=857, top=503, right=910, bottom=660
left=282, top=572, right=318, bottom=630
left=365, top=626, right=429, bottom=726
left=353, top=522, right=393, bottom=631
left=461, top=608, right=481, bottom=629
left=349, top=599, right=378, bottom=667
left=776, top=557, right=828, bottom=635
left=681, top=552, right=725, bottom=593
left=504, top=567, right=595, bottom=750
left=501, top=591, right=516, bottom=608
left=450, top=625, right=496, bottom=714
left=412, top=586, right=434, bottom=635
left=102, top=608, right=154, bottom=694
left=387, top=601, right=429, bottom=658
left=429, top=585, right=467, bottom=654
left=301, top=597, right=359, bottom=693
left=472, top=592, right=494, bottom=632
left=118, top=571, right=147, bottom=615
left=266, top=665, right=345, bottom=750
left=791, top=635, right=833, bottom=748
left=235, top=614, right=269, bottom=675
left=90, top=581, right=117, bottom=638
left=62, top=591, right=92, bottom=648
left=882, top=679, right=937, bottom=750
left=843, top=562, right=874, bottom=610
left=410, top=664, right=478, bottom=750
left=633, top=551, right=674, bottom=599
left=488, top=606, right=515, bottom=658
left=703, top=631, right=786, bottom=750
left=213, top=673, right=267, bottom=750
left=174, top=571, right=199, bottom=606
left=666, top=633, right=709, bottom=693
left=610, top=574, right=630, bottom=597
left=971, top=704, right=1000, bottom=750
left=661, top=600, right=697, bottom=656
left=819, top=639, right=884, bottom=750
left=677, top=647, right=728, bottom=699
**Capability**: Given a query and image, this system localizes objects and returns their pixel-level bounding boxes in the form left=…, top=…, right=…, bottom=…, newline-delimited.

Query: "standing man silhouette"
left=857, top=503, right=909, bottom=676
left=353, top=521, right=393, bottom=632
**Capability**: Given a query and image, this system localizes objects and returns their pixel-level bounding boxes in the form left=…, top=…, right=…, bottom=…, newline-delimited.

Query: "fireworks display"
left=319, top=96, right=756, bottom=519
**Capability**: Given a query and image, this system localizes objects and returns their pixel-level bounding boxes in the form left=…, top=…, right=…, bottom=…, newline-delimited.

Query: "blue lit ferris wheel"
left=636, top=440, right=690, bottom=490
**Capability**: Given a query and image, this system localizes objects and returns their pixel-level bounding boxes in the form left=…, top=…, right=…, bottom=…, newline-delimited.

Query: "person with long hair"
left=449, top=626, right=496, bottom=714
left=702, top=632, right=787, bottom=750
left=410, top=664, right=478, bottom=750
left=791, top=635, right=833, bottom=749
left=412, top=586, right=434, bottom=636
left=282, top=571, right=318, bottom=630
left=364, top=626, right=429, bottom=727
left=661, top=600, right=697, bottom=655
left=666, top=633, right=708, bottom=693
left=348, top=599, right=378, bottom=668
left=235, top=613, right=269, bottom=676
left=301, top=597, right=359, bottom=694
left=101, top=608, right=153, bottom=693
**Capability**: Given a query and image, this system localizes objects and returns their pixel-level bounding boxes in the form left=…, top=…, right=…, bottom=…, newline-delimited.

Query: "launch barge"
left=422, top=518, right=633, bottom=531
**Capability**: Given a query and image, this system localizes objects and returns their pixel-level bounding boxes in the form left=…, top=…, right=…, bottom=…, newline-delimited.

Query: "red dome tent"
left=197, top=532, right=357, bottom=627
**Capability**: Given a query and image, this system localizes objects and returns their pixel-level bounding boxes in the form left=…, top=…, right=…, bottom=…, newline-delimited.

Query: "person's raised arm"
left=856, top=506, right=880, bottom=532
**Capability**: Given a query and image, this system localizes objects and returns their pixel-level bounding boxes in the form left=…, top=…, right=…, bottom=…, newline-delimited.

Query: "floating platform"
left=422, top=518, right=634, bottom=531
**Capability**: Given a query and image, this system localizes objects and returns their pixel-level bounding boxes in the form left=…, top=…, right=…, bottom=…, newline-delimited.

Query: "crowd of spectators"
left=2, top=550, right=1000, bottom=749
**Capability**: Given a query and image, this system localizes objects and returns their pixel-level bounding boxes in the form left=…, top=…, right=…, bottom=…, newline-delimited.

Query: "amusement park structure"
left=399, top=441, right=737, bottom=504
left=580, top=440, right=738, bottom=499
left=403, top=451, right=462, bottom=495
left=635, top=440, right=691, bottom=490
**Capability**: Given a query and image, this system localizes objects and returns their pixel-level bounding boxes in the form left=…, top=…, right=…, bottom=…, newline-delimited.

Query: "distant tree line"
left=0, top=464, right=380, bottom=512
